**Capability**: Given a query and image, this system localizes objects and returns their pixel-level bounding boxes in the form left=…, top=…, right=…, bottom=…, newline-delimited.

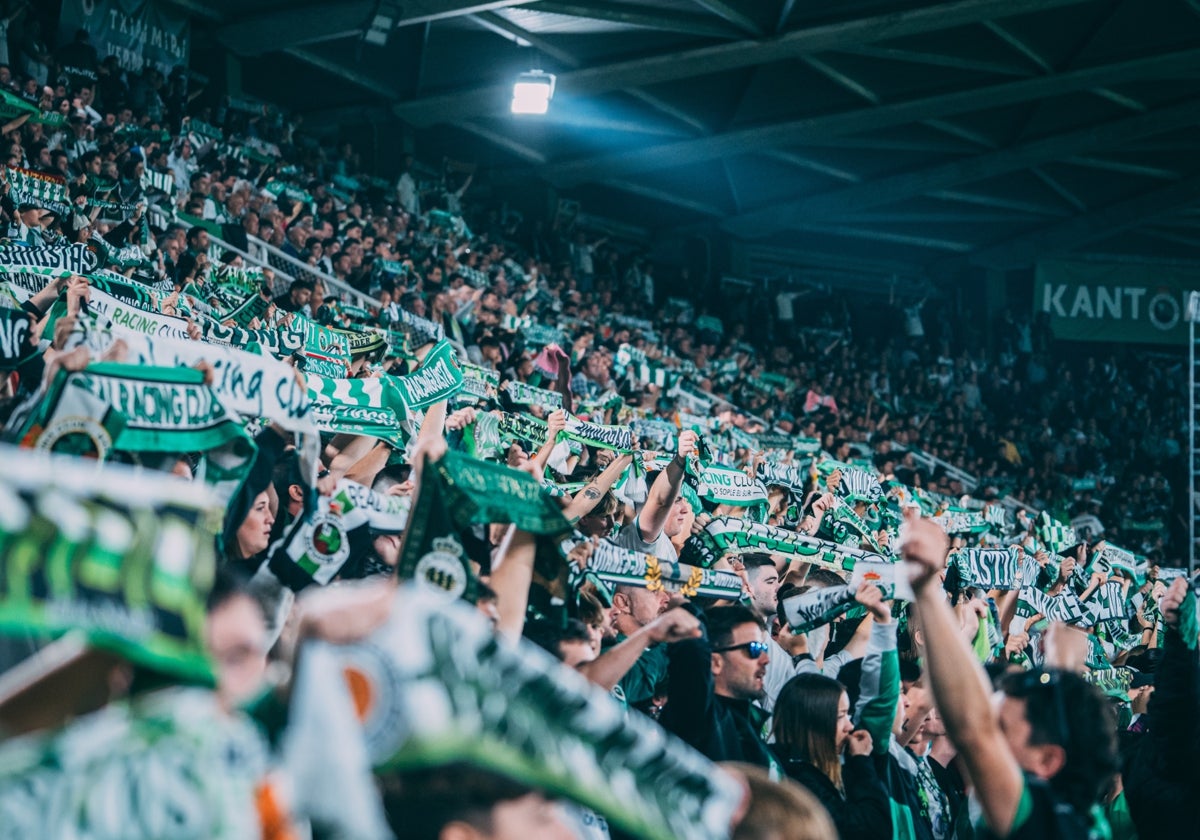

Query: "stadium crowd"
left=0, top=20, right=1198, bottom=840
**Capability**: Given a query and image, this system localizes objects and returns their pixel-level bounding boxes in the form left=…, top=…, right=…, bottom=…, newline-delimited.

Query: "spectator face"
left=291, top=286, right=312, bottom=307
left=712, top=622, right=769, bottom=701
left=205, top=593, right=268, bottom=710
left=559, top=639, right=595, bottom=669
left=577, top=507, right=616, bottom=539
left=834, top=691, right=854, bottom=751
left=613, top=586, right=668, bottom=627
left=746, top=563, right=780, bottom=618
left=663, top=496, right=690, bottom=539
left=235, top=491, right=275, bottom=559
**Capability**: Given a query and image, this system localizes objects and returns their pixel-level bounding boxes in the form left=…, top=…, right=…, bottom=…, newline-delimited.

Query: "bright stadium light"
left=511, top=71, right=555, bottom=115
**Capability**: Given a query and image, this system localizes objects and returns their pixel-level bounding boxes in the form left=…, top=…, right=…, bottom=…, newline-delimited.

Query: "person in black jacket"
left=771, top=672, right=892, bottom=840
left=660, top=605, right=780, bottom=773
left=1123, top=576, right=1200, bottom=838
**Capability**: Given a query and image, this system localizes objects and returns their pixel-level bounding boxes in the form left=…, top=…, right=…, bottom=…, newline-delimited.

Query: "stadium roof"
left=183, top=0, right=1200, bottom=278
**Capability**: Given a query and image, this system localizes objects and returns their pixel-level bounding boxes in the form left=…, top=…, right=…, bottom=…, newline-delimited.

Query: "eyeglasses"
left=712, top=640, right=769, bottom=659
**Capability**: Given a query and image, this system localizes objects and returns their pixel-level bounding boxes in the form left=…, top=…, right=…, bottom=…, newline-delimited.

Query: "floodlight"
left=511, top=71, right=555, bottom=115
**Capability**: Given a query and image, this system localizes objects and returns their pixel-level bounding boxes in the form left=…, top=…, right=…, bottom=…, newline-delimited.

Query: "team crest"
left=414, top=536, right=467, bottom=600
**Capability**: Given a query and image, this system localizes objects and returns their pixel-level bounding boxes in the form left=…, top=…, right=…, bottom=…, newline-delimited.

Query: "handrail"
left=246, top=234, right=377, bottom=311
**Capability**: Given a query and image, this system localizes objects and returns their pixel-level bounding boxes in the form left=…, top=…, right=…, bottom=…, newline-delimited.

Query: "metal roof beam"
left=838, top=44, right=1033, bottom=77
left=220, top=0, right=540, bottom=55
left=689, top=0, right=764, bottom=38
left=284, top=48, right=400, bottom=98
left=392, top=0, right=1093, bottom=125
left=721, top=98, right=1200, bottom=236
left=963, top=173, right=1200, bottom=268
left=547, top=48, right=1200, bottom=186
left=529, top=1, right=743, bottom=39
left=724, top=97, right=1200, bottom=235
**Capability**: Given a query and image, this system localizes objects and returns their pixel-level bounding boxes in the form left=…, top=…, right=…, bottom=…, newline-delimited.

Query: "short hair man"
left=661, top=605, right=779, bottom=771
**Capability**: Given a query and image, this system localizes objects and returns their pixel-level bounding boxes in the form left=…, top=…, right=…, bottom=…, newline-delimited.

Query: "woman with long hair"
left=772, top=672, right=891, bottom=840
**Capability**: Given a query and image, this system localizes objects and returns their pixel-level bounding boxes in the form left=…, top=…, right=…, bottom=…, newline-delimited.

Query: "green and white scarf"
left=458, top=363, right=499, bottom=404
left=950, top=547, right=1020, bottom=590
left=270, top=479, right=410, bottom=589
left=12, top=363, right=256, bottom=494
left=572, top=539, right=743, bottom=600
left=6, top=165, right=69, bottom=210
left=0, top=242, right=97, bottom=274
left=0, top=687, right=270, bottom=839
left=697, top=463, right=768, bottom=508
left=504, top=379, right=563, bottom=410
left=391, top=340, right=463, bottom=409
left=0, top=308, right=34, bottom=370
left=310, top=588, right=742, bottom=840
left=0, top=445, right=221, bottom=682
left=681, top=516, right=888, bottom=571
left=73, top=327, right=314, bottom=433
left=140, top=167, right=176, bottom=196
left=780, top=584, right=859, bottom=634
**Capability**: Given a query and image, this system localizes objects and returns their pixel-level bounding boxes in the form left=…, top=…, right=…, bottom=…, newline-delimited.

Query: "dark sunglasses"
left=712, top=640, right=769, bottom=659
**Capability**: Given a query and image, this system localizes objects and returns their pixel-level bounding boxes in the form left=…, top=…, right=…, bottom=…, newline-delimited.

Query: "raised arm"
left=637, top=430, right=696, bottom=542
left=901, top=509, right=1025, bottom=837
left=563, top=452, right=633, bottom=522
left=577, top=607, right=699, bottom=690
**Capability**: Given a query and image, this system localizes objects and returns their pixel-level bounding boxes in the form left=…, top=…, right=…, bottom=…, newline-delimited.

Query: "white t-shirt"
left=612, top=519, right=677, bottom=562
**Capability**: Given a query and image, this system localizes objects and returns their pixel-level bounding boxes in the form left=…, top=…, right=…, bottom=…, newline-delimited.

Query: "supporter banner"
left=320, top=588, right=743, bottom=840
left=950, top=547, right=1020, bottom=590
left=576, top=539, right=743, bottom=600
left=61, top=0, right=191, bottom=76
left=681, top=516, right=887, bottom=571
left=1035, top=259, right=1200, bottom=345
left=0, top=242, right=97, bottom=274
left=0, top=446, right=220, bottom=682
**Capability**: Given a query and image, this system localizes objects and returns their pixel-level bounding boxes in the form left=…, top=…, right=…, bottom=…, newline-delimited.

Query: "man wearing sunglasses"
left=660, top=605, right=782, bottom=775
left=900, top=509, right=1118, bottom=839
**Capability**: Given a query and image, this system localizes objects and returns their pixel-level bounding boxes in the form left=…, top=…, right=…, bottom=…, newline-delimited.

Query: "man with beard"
left=661, top=605, right=780, bottom=773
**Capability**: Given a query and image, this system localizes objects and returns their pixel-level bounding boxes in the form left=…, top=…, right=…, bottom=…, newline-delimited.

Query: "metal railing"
left=150, top=206, right=377, bottom=311
left=245, top=234, right=376, bottom=311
